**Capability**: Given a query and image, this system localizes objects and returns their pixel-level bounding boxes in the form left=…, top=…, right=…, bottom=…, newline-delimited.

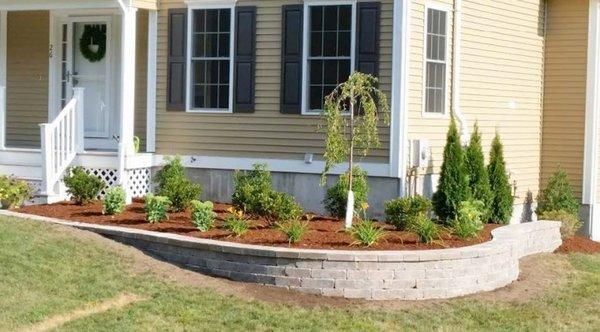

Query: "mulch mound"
left=17, top=199, right=499, bottom=251
left=556, top=236, right=600, bottom=254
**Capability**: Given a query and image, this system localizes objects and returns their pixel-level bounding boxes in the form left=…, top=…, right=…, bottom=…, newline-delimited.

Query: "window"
left=305, top=4, right=354, bottom=113
left=189, top=8, right=233, bottom=112
left=423, top=7, right=448, bottom=115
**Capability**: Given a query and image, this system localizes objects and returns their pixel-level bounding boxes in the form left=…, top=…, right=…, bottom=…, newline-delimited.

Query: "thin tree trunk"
left=345, top=88, right=355, bottom=229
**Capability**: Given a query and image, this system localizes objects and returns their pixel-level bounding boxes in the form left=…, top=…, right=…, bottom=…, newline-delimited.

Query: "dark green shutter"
left=233, top=6, right=257, bottom=113
left=280, top=5, right=304, bottom=114
left=356, top=2, right=381, bottom=77
left=167, top=8, right=187, bottom=111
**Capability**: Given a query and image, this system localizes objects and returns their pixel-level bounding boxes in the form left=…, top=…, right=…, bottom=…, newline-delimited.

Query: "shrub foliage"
left=190, top=200, right=216, bottom=232
left=537, top=167, right=580, bottom=217
left=154, top=156, right=202, bottom=212
left=432, top=117, right=470, bottom=223
left=538, top=209, right=582, bottom=239
left=464, top=123, right=493, bottom=221
left=324, top=167, right=369, bottom=218
left=452, top=200, right=485, bottom=239
left=103, top=186, right=126, bottom=215
left=487, top=133, right=514, bottom=224
left=384, top=195, right=431, bottom=230
left=0, top=176, right=34, bottom=209
left=225, top=208, right=250, bottom=237
left=63, top=167, right=105, bottom=205
left=145, top=194, right=171, bottom=223
left=409, top=215, right=440, bottom=244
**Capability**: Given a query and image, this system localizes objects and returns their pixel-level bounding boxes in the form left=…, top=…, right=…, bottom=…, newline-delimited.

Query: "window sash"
left=424, top=7, right=448, bottom=115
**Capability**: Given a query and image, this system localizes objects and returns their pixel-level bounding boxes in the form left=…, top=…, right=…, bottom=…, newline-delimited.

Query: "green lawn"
left=1, top=216, right=599, bottom=331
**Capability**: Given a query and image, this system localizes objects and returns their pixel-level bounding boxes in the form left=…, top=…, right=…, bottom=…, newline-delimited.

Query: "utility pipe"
left=452, top=0, right=469, bottom=143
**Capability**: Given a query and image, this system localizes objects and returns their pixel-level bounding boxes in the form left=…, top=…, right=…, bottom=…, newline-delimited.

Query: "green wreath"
left=79, top=25, right=106, bottom=63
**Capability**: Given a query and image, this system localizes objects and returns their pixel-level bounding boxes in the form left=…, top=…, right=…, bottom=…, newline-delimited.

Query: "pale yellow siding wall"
left=135, top=10, right=148, bottom=151
left=132, top=0, right=158, bottom=10
left=408, top=0, right=546, bottom=201
left=542, top=0, right=588, bottom=199
left=5, top=11, right=49, bottom=148
left=155, top=0, right=393, bottom=162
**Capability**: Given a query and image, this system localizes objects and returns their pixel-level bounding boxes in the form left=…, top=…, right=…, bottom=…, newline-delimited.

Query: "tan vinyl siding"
left=408, top=0, right=546, bottom=201
left=135, top=10, right=148, bottom=151
left=542, top=0, right=588, bottom=200
left=132, top=0, right=158, bottom=10
left=5, top=11, right=49, bottom=149
left=155, top=0, right=393, bottom=163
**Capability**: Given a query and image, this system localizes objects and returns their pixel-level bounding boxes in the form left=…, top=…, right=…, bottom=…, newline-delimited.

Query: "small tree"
left=537, top=167, right=580, bottom=217
left=321, top=72, right=390, bottom=228
left=432, top=116, right=470, bottom=224
left=464, top=122, right=493, bottom=221
left=487, top=133, right=514, bottom=224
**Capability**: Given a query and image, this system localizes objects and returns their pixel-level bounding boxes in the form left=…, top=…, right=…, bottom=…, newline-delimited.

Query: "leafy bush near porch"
left=537, top=167, right=580, bottom=217
left=465, top=123, right=493, bottom=222
left=538, top=210, right=582, bottom=239
left=190, top=200, right=216, bottom=232
left=487, top=133, right=514, bottom=224
left=432, top=117, right=470, bottom=224
left=232, top=163, right=303, bottom=220
left=102, top=186, right=126, bottom=215
left=277, top=218, right=309, bottom=244
left=63, top=167, right=105, bottom=205
left=0, top=176, right=34, bottom=209
left=452, top=200, right=485, bottom=239
left=384, top=195, right=431, bottom=230
left=145, top=194, right=171, bottom=223
left=154, top=156, right=202, bottom=212
left=323, top=167, right=369, bottom=218
left=410, top=215, right=439, bottom=244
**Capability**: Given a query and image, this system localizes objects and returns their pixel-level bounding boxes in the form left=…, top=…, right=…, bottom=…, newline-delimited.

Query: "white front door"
left=59, top=17, right=116, bottom=150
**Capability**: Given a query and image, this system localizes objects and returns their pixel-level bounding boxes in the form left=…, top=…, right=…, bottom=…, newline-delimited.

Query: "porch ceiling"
left=0, top=0, right=157, bottom=11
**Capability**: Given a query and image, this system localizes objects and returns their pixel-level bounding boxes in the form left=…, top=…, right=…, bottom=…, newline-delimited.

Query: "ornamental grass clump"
left=225, top=208, right=250, bottom=237
left=384, top=195, right=431, bottom=230
left=320, top=72, right=390, bottom=228
left=536, top=167, right=580, bottom=217
left=63, top=166, right=105, bottom=205
left=277, top=218, right=310, bottom=244
left=349, top=220, right=386, bottom=247
left=464, top=123, right=493, bottom=222
left=154, top=156, right=202, bottom=212
left=488, top=133, right=514, bottom=224
left=102, top=186, right=126, bottom=215
left=190, top=200, right=216, bottom=232
left=324, top=167, right=369, bottom=219
left=410, top=215, right=440, bottom=244
left=432, top=117, right=470, bottom=224
left=145, top=194, right=171, bottom=224
left=452, top=199, right=485, bottom=239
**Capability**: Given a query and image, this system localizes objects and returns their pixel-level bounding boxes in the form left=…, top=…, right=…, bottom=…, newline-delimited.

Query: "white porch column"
left=0, top=10, right=7, bottom=150
left=146, top=9, right=157, bottom=153
left=119, top=5, right=137, bottom=201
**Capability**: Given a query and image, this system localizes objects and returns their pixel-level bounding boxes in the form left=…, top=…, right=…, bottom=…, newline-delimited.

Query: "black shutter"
left=356, top=2, right=381, bottom=77
left=280, top=5, right=303, bottom=114
left=167, top=8, right=187, bottom=111
left=233, top=6, right=257, bottom=113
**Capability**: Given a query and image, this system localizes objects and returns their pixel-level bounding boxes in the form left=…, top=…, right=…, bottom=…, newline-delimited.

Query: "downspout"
left=452, top=0, right=469, bottom=143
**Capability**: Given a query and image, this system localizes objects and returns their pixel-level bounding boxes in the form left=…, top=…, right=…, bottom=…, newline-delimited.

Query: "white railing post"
left=40, top=124, right=53, bottom=195
left=0, top=86, right=5, bottom=150
left=73, top=87, right=85, bottom=153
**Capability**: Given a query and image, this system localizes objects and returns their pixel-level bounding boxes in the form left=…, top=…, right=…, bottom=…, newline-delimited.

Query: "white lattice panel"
left=127, top=168, right=151, bottom=198
left=82, top=168, right=119, bottom=197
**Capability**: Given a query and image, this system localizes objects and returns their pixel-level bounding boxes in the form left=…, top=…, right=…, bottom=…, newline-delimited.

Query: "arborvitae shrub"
left=432, top=117, right=470, bottom=224
left=464, top=122, right=493, bottom=222
left=487, top=133, right=514, bottom=224
left=536, top=167, right=580, bottom=217
left=323, top=167, right=369, bottom=218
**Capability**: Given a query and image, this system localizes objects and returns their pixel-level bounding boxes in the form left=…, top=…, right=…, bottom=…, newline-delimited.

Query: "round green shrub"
left=103, top=186, right=126, bottom=215
left=323, top=167, right=369, bottom=218
left=384, top=195, right=431, bottom=230
left=154, top=156, right=202, bottom=212
left=63, top=167, right=105, bottom=205
left=537, top=167, right=580, bottom=217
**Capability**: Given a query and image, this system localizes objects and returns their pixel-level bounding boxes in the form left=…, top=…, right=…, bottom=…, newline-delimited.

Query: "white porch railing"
left=40, top=88, right=84, bottom=196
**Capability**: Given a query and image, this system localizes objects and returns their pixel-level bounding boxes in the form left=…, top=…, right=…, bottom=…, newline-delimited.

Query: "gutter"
left=452, top=0, right=469, bottom=143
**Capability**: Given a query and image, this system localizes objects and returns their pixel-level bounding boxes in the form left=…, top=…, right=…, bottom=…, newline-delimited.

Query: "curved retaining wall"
left=1, top=211, right=562, bottom=300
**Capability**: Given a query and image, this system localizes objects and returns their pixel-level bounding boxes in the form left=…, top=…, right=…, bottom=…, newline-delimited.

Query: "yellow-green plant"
left=190, top=200, right=216, bottom=232
left=0, top=176, right=34, bottom=209
left=320, top=72, right=390, bottom=228
left=103, top=186, right=126, bottom=215
left=145, top=194, right=171, bottom=224
left=225, top=207, right=250, bottom=237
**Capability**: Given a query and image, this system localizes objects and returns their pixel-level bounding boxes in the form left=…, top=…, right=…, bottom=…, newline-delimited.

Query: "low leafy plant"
left=410, top=215, right=440, bottom=244
left=145, top=194, right=171, bottom=224
left=385, top=195, right=432, bottom=230
left=225, top=208, right=250, bottom=237
left=324, top=167, right=369, bottom=218
left=154, top=156, right=202, bottom=212
left=0, top=176, right=34, bottom=209
left=102, top=186, right=126, bottom=215
left=190, top=200, right=216, bottom=232
left=537, top=167, right=580, bottom=217
left=268, top=191, right=303, bottom=221
left=349, top=220, right=386, bottom=247
left=277, top=219, right=309, bottom=244
left=538, top=210, right=582, bottom=239
left=63, top=167, right=105, bottom=205
left=232, top=163, right=273, bottom=215
left=452, top=200, right=485, bottom=239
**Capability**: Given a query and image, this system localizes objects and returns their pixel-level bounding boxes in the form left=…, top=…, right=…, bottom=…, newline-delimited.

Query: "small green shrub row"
left=64, top=167, right=105, bottom=205
left=154, top=156, right=202, bottom=212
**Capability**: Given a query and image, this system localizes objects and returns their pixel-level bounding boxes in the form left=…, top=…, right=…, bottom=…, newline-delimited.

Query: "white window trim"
left=421, top=3, right=451, bottom=118
left=301, top=0, right=357, bottom=116
left=186, top=3, right=235, bottom=114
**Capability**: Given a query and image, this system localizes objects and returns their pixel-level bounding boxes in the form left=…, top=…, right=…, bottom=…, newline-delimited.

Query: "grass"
left=1, top=216, right=599, bottom=331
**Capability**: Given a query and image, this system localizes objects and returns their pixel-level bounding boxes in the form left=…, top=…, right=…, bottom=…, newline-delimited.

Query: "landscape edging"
left=0, top=210, right=562, bottom=300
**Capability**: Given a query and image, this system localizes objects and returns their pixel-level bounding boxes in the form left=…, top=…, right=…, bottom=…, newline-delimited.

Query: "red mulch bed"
left=17, top=199, right=500, bottom=251
left=556, top=236, right=600, bottom=254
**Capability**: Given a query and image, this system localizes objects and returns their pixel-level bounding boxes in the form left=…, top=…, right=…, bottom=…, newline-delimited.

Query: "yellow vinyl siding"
left=5, top=11, right=49, bottom=148
left=135, top=10, right=148, bottom=151
left=408, top=0, right=545, bottom=201
left=155, top=0, right=393, bottom=163
left=132, top=0, right=158, bottom=10
left=542, top=0, right=588, bottom=199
